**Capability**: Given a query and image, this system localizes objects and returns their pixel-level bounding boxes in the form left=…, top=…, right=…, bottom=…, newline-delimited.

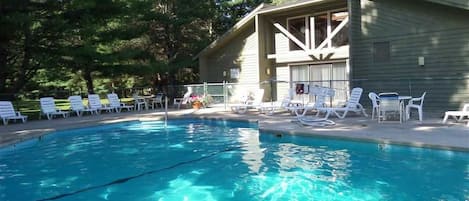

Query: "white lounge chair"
left=39, top=97, right=69, bottom=120
left=88, top=94, right=114, bottom=113
left=68, top=95, right=98, bottom=116
left=107, top=93, right=134, bottom=112
left=443, top=103, right=469, bottom=126
left=174, top=88, right=192, bottom=109
left=317, top=87, right=367, bottom=119
left=289, top=95, right=323, bottom=117
left=406, top=92, right=426, bottom=121
left=257, top=96, right=295, bottom=115
left=297, top=116, right=335, bottom=127
left=0, top=101, right=27, bottom=125
left=287, top=86, right=334, bottom=117
left=231, top=89, right=265, bottom=114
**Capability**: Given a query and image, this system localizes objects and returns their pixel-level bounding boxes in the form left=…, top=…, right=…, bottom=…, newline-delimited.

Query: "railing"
left=2, top=77, right=467, bottom=115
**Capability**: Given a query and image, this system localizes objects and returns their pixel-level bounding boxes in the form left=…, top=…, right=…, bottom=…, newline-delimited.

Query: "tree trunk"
left=83, top=69, right=94, bottom=94
left=9, top=24, right=32, bottom=96
left=0, top=46, right=8, bottom=93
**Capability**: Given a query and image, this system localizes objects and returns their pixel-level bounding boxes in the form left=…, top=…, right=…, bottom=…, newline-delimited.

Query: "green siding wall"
left=202, top=24, right=259, bottom=84
left=350, top=0, right=469, bottom=115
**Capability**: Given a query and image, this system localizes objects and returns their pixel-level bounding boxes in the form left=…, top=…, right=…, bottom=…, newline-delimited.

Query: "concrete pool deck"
left=1, top=106, right=468, bottom=151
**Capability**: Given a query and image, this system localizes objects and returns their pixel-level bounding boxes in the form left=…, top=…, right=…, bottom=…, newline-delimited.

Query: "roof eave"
left=193, top=3, right=267, bottom=59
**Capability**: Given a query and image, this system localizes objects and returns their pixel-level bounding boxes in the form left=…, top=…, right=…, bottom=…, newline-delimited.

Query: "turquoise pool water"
left=0, top=119, right=467, bottom=201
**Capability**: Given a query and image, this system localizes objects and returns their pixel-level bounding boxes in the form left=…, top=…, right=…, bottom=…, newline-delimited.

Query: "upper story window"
left=288, top=17, right=306, bottom=51
left=313, top=14, right=328, bottom=49
left=331, top=11, right=349, bottom=47
left=287, top=9, right=348, bottom=51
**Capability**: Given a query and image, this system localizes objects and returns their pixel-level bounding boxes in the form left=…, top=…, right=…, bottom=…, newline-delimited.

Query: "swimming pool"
left=0, top=119, right=467, bottom=201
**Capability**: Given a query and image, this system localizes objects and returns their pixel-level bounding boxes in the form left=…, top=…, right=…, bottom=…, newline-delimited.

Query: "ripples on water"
left=0, top=119, right=467, bottom=201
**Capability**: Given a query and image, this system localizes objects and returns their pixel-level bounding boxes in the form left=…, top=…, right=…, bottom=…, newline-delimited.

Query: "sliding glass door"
left=290, top=62, right=348, bottom=105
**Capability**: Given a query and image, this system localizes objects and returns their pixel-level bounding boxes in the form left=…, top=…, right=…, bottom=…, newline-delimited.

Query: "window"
left=331, top=11, right=349, bottom=47
left=288, top=17, right=306, bottom=51
left=286, top=9, right=349, bottom=52
left=313, top=14, right=328, bottom=48
left=373, top=42, right=390, bottom=62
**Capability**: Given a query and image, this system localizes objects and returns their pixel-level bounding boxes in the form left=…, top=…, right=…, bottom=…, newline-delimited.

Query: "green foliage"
left=1, top=0, right=272, bottom=98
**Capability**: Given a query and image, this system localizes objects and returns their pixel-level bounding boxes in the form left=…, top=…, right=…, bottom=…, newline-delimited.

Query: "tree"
left=0, top=0, right=65, bottom=98
left=212, top=0, right=272, bottom=36
left=58, top=0, right=150, bottom=94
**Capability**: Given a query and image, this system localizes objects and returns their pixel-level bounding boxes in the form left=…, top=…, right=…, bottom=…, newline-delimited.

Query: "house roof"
left=193, top=3, right=266, bottom=59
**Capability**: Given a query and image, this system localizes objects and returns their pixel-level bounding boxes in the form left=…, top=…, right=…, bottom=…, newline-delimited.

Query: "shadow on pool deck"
left=1, top=105, right=468, bottom=151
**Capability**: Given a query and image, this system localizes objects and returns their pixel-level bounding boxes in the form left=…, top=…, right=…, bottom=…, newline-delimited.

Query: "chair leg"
left=3, top=118, right=8, bottom=125
left=405, top=106, right=408, bottom=120
left=442, top=113, right=449, bottom=123
left=418, top=108, right=423, bottom=122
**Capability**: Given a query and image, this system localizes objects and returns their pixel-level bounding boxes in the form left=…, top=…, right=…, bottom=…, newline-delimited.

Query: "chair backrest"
left=252, top=89, right=265, bottom=105
left=280, top=96, right=292, bottom=108
left=346, top=87, right=363, bottom=108
left=418, top=91, right=426, bottom=106
left=40, top=97, right=57, bottom=113
left=88, top=94, right=103, bottom=109
left=181, top=89, right=193, bottom=104
left=314, top=94, right=327, bottom=108
left=379, top=94, right=400, bottom=112
left=132, top=94, right=146, bottom=104
left=68, top=95, right=85, bottom=111
left=368, top=92, right=379, bottom=108
left=154, top=93, right=163, bottom=102
left=107, top=93, right=121, bottom=107
left=0, top=101, right=16, bottom=118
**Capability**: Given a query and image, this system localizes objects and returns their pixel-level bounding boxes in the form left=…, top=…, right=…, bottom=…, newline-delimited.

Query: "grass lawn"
left=12, top=98, right=134, bottom=120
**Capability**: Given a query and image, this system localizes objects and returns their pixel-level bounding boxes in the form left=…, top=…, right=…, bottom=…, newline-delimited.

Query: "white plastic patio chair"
left=174, top=88, right=192, bottom=109
left=378, top=94, right=403, bottom=123
left=405, top=91, right=426, bottom=121
left=150, top=93, right=164, bottom=109
left=88, top=94, right=114, bottom=113
left=39, top=97, right=69, bottom=120
left=368, top=92, right=380, bottom=120
left=132, top=94, right=148, bottom=111
left=107, top=93, right=134, bottom=112
left=0, top=101, right=28, bottom=125
left=442, top=103, right=469, bottom=126
left=317, top=87, right=367, bottom=119
left=68, top=95, right=98, bottom=116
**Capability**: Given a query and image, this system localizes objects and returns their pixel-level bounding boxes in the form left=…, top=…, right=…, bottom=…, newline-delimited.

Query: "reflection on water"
left=235, top=134, right=366, bottom=201
left=238, top=128, right=264, bottom=174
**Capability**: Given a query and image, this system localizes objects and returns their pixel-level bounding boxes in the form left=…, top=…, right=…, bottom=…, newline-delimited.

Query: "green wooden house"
left=196, top=0, right=469, bottom=114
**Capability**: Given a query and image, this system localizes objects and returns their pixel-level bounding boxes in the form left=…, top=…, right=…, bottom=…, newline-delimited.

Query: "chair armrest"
left=410, top=97, right=422, bottom=102
left=16, top=111, right=22, bottom=116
